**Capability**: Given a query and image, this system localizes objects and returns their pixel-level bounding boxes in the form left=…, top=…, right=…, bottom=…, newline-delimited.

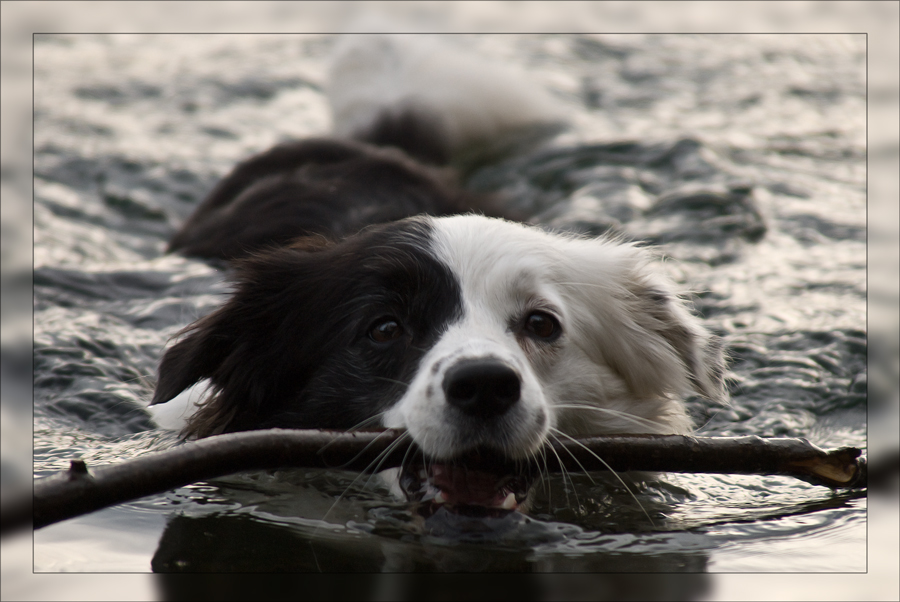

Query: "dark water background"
left=30, top=33, right=868, bottom=576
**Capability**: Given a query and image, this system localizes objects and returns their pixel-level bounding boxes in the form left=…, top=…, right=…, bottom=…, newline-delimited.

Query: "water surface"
left=32, top=33, right=866, bottom=574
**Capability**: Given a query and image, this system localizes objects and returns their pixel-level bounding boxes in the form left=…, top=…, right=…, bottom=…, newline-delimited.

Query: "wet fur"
left=150, top=34, right=726, bottom=462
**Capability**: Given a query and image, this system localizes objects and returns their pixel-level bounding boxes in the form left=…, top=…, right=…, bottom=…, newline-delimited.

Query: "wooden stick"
left=3, top=430, right=865, bottom=534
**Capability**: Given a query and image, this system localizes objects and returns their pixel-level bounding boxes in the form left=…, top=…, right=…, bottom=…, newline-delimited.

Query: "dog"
left=149, top=35, right=726, bottom=512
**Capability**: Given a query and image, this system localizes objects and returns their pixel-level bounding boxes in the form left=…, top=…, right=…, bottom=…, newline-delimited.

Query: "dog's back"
left=168, top=35, right=564, bottom=260
left=328, top=34, right=563, bottom=164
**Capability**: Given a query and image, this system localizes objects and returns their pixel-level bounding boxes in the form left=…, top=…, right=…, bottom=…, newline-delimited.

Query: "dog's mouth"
left=399, top=450, right=533, bottom=517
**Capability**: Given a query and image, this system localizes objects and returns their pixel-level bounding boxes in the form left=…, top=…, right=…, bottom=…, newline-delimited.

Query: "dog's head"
left=381, top=216, right=726, bottom=459
left=152, top=215, right=725, bottom=505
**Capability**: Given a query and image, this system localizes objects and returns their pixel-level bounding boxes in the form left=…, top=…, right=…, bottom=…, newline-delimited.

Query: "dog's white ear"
left=563, top=241, right=727, bottom=403
left=630, top=284, right=728, bottom=403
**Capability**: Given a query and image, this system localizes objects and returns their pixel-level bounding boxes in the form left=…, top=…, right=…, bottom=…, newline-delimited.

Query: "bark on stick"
left=4, top=430, right=865, bottom=534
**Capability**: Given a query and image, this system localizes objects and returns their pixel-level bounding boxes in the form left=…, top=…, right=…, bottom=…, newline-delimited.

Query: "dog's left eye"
left=369, top=318, right=404, bottom=343
left=523, top=311, right=560, bottom=340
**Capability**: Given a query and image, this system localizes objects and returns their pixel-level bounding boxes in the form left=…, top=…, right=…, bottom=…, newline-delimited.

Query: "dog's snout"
left=442, top=360, right=521, bottom=418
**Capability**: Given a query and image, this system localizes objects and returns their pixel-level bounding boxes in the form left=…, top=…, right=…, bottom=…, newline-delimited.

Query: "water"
left=32, top=33, right=866, bottom=575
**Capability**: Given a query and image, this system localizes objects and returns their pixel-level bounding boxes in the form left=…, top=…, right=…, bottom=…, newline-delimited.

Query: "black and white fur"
left=150, top=35, right=726, bottom=470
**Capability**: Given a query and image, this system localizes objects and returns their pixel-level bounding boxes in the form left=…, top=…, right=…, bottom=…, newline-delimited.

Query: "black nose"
left=442, top=359, right=521, bottom=419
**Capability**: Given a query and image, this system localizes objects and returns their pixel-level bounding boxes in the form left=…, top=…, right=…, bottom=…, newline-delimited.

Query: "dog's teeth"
left=500, top=492, right=518, bottom=510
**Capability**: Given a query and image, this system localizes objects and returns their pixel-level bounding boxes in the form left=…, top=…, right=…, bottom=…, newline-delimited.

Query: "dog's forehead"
left=429, top=216, right=562, bottom=290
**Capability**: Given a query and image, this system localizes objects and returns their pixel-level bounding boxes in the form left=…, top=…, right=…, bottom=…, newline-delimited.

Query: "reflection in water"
left=146, top=466, right=863, bottom=575
left=154, top=571, right=711, bottom=601
left=150, top=505, right=712, bottom=573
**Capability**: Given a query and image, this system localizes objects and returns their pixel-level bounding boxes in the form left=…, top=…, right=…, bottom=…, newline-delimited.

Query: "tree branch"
left=3, top=429, right=865, bottom=534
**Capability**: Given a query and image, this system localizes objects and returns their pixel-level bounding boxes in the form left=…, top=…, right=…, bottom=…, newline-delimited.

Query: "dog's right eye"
left=369, top=318, right=404, bottom=343
left=523, top=311, right=561, bottom=341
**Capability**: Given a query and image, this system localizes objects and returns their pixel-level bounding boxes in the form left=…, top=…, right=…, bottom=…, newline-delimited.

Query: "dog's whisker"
left=547, top=431, right=587, bottom=510
left=544, top=433, right=575, bottom=509
left=550, top=427, right=655, bottom=527
left=360, top=432, right=412, bottom=492
left=420, top=447, right=430, bottom=484
left=99, top=396, right=166, bottom=423
left=528, top=446, right=550, bottom=507
left=537, top=444, right=552, bottom=504
left=322, top=430, right=412, bottom=524
left=118, top=371, right=156, bottom=386
left=693, top=406, right=730, bottom=434
left=314, top=412, right=388, bottom=459
left=397, top=432, right=417, bottom=482
left=345, top=413, right=388, bottom=432
left=371, top=376, right=410, bottom=389
left=316, top=423, right=407, bottom=526
left=549, top=432, right=599, bottom=492
left=553, top=280, right=615, bottom=290
left=320, top=419, right=395, bottom=468
left=552, top=403, right=672, bottom=432
left=322, top=435, right=392, bottom=503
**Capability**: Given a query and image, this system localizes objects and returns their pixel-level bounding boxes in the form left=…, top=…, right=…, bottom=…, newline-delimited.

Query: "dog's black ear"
left=150, top=308, right=235, bottom=407
left=152, top=235, right=339, bottom=411
left=151, top=241, right=350, bottom=437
